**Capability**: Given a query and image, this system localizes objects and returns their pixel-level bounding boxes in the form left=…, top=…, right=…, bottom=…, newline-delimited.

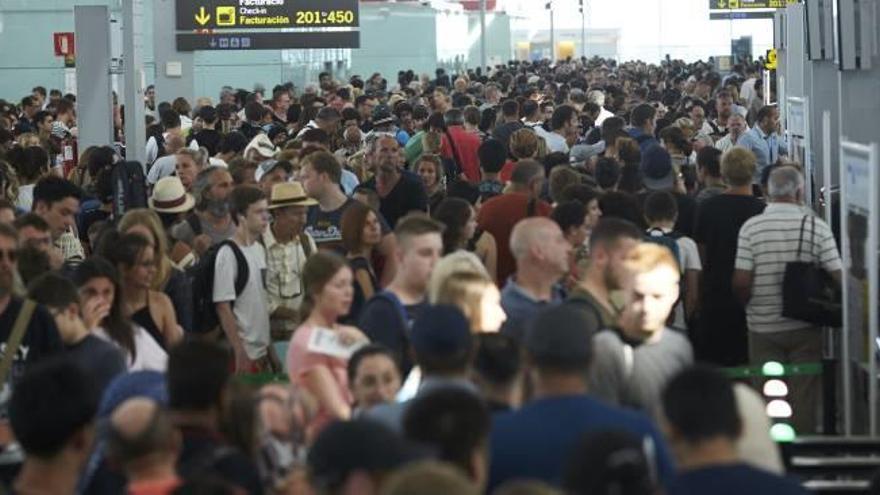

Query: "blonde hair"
left=721, top=147, right=757, bottom=187
left=428, top=251, right=490, bottom=303
left=117, top=209, right=172, bottom=290
left=509, top=129, right=538, bottom=160
left=623, top=242, right=680, bottom=278
left=435, top=271, right=494, bottom=333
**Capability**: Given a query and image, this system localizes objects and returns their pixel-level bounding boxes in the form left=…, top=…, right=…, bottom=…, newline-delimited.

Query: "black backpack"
left=111, top=161, right=148, bottom=218
left=187, top=240, right=249, bottom=334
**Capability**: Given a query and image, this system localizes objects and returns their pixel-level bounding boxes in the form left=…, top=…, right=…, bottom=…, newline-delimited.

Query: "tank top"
left=131, top=293, right=165, bottom=350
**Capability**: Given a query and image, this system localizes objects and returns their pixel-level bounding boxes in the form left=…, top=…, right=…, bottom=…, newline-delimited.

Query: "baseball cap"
left=411, top=305, right=472, bottom=359
left=308, top=419, right=424, bottom=491
left=524, top=304, right=600, bottom=370
left=640, top=145, right=674, bottom=191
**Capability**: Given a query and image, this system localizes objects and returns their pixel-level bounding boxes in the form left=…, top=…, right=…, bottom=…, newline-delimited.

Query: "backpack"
left=644, top=228, right=682, bottom=269
left=187, top=240, right=249, bottom=334
left=111, top=161, right=148, bottom=218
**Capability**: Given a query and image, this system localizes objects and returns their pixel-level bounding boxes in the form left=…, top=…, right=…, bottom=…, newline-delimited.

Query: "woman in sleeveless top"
left=287, top=252, right=369, bottom=440
left=340, top=201, right=382, bottom=322
left=433, top=197, right=497, bottom=283
left=73, top=257, right=167, bottom=371
left=104, top=232, right=182, bottom=349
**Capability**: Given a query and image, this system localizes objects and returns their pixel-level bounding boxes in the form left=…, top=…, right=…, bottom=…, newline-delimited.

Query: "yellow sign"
left=194, top=6, right=210, bottom=26
left=216, top=6, right=236, bottom=26
left=765, top=48, right=777, bottom=70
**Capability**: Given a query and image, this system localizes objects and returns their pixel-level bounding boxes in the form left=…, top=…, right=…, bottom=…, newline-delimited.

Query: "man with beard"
left=0, top=223, right=64, bottom=486
left=565, top=218, right=643, bottom=330
left=170, top=166, right=236, bottom=257
left=708, top=90, right=735, bottom=139
left=363, top=135, right=427, bottom=228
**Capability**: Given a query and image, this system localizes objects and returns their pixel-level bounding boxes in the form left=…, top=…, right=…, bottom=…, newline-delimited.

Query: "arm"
left=377, top=233, right=398, bottom=288
left=684, top=269, right=700, bottom=322
left=355, top=268, right=376, bottom=300
left=732, top=269, right=754, bottom=306
left=302, top=365, right=352, bottom=421
left=476, top=232, right=498, bottom=284
left=154, top=292, right=184, bottom=346
left=216, top=302, right=251, bottom=372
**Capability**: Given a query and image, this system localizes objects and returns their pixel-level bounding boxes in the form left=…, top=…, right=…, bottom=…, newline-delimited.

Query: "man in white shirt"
left=539, top=105, right=579, bottom=154
left=214, top=186, right=277, bottom=373
left=733, top=166, right=842, bottom=433
left=588, top=90, right=615, bottom=127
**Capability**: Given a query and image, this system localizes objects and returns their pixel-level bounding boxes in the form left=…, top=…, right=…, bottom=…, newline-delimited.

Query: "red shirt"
left=499, top=160, right=517, bottom=183
left=441, top=126, right=482, bottom=183
left=477, top=192, right=553, bottom=284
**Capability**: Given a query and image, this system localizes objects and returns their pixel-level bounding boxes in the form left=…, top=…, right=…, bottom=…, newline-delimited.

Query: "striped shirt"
left=734, top=203, right=841, bottom=333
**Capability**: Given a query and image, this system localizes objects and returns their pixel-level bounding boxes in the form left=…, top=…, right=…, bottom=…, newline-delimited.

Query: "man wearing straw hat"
left=262, top=182, right=318, bottom=338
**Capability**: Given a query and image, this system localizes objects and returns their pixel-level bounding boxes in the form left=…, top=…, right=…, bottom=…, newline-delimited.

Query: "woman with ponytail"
left=286, top=252, right=369, bottom=437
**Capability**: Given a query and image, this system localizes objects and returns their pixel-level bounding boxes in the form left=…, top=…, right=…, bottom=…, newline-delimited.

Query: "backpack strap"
left=218, top=240, right=250, bottom=297
left=186, top=212, right=203, bottom=236
left=0, top=300, right=37, bottom=387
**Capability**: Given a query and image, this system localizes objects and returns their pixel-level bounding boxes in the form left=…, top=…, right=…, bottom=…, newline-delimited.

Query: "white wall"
left=507, top=0, right=774, bottom=63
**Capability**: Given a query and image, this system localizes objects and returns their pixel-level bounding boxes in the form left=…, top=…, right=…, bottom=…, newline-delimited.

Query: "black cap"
left=308, top=419, right=422, bottom=491
left=525, top=304, right=599, bottom=369
left=372, top=104, right=395, bottom=126
left=411, top=305, right=472, bottom=359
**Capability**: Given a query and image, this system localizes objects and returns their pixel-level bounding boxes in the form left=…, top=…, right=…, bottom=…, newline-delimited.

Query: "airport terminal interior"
left=0, top=0, right=880, bottom=493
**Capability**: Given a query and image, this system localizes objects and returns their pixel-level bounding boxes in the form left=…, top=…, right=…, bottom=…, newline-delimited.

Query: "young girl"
left=287, top=252, right=369, bottom=438
left=416, top=154, right=446, bottom=214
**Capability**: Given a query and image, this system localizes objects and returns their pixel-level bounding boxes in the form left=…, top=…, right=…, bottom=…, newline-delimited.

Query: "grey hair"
left=587, top=90, right=606, bottom=107
left=176, top=147, right=209, bottom=168
left=365, top=132, right=396, bottom=153
left=767, top=165, right=804, bottom=200
left=193, top=165, right=226, bottom=209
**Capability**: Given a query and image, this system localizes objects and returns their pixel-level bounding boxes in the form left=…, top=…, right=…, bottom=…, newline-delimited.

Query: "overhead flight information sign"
left=176, top=31, right=360, bottom=51
left=175, top=0, right=359, bottom=30
left=709, top=0, right=798, bottom=9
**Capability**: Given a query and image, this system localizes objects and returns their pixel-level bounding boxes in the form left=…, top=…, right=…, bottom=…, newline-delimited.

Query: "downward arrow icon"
left=195, top=6, right=211, bottom=26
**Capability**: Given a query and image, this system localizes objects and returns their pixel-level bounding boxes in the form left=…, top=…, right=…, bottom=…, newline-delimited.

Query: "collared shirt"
left=734, top=203, right=842, bottom=334
left=736, top=126, right=788, bottom=180
left=262, top=225, right=315, bottom=315
left=499, top=277, right=565, bottom=342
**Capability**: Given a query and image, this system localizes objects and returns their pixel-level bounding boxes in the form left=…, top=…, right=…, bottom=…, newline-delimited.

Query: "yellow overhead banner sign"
left=765, top=49, right=778, bottom=70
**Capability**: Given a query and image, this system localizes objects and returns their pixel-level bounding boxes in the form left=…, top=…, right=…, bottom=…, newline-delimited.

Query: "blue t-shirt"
left=668, top=464, right=808, bottom=495
left=488, top=395, right=675, bottom=491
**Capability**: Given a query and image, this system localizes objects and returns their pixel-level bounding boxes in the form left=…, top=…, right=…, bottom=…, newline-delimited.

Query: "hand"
left=82, top=297, right=111, bottom=330
left=235, top=349, right=254, bottom=374
left=337, top=326, right=368, bottom=347
left=192, top=234, right=213, bottom=257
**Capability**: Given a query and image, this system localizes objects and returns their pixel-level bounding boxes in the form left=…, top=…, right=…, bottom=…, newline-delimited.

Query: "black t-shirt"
left=693, top=194, right=765, bottom=300
left=638, top=191, right=697, bottom=237
left=306, top=198, right=391, bottom=252
left=364, top=170, right=428, bottom=228
left=668, top=464, right=808, bottom=495
left=346, top=256, right=377, bottom=324
left=177, top=426, right=263, bottom=495
left=358, top=293, right=427, bottom=376
left=65, top=334, right=126, bottom=396
left=0, top=298, right=63, bottom=422
left=492, top=121, right=525, bottom=155
left=189, top=129, right=222, bottom=156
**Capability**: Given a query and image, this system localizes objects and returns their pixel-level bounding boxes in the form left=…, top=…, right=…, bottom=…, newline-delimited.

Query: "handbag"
left=782, top=215, right=842, bottom=327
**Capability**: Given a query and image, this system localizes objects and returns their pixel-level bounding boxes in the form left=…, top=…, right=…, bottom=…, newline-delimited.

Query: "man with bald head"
left=106, top=398, right=181, bottom=494
left=499, top=217, right=571, bottom=341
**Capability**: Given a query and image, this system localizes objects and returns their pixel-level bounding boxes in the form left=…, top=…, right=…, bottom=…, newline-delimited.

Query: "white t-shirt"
left=93, top=325, right=167, bottom=372
left=16, top=184, right=35, bottom=211
left=212, top=241, right=271, bottom=360
left=672, top=235, right=702, bottom=329
left=146, top=155, right=177, bottom=185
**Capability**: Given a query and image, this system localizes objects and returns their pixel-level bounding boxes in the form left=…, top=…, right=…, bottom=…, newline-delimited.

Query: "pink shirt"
left=286, top=324, right=353, bottom=434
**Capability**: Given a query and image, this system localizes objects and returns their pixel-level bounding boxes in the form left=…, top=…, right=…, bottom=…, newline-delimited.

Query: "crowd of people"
left=0, top=55, right=838, bottom=494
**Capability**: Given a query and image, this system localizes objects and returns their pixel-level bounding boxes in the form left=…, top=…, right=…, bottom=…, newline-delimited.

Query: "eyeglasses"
left=0, top=248, right=17, bottom=262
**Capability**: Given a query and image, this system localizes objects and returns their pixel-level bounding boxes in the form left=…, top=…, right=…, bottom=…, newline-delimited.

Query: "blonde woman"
left=117, top=209, right=194, bottom=333
left=435, top=271, right=507, bottom=333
